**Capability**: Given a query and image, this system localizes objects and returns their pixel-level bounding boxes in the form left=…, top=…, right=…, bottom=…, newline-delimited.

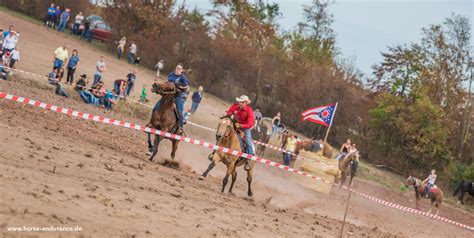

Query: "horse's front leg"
left=147, top=133, right=153, bottom=152
left=202, top=152, right=220, bottom=177
left=228, top=166, right=237, bottom=194
left=246, top=162, right=254, bottom=197
left=149, top=135, right=162, bottom=162
left=170, top=139, right=179, bottom=160
left=221, top=161, right=235, bottom=193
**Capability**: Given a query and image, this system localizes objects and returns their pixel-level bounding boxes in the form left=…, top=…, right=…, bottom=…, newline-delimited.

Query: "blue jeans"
left=53, top=59, right=64, bottom=69
left=153, top=96, right=186, bottom=127
left=271, top=125, right=278, bottom=137
left=57, top=20, right=67, bottom=32
left=117, top=48, right=123, bottom=59
left=78, top=90, right=91, bottom=103
left=336, top=152, right=347, bottom=161
left=191, top=101, right=199, bottom=113
left=93, top=74, right=101, bottom=86
left=72, top=23, right=80, bottom=34
left=55, top=84, right=68, bottom=97
left=126, top=82, right=134, bottom=97
left=237, top=129, right=255, bottom=156
left=127, top=52, right=135, bottom=64
left=283, top=152, right=292, bottom=165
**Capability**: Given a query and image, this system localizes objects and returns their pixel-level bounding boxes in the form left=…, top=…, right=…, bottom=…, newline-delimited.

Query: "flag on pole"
left=301, top=103, right=337, bottom=127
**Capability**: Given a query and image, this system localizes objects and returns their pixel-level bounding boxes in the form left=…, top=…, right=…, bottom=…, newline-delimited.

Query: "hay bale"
left=293, top=150, right=339, bottom=194
left=322, top=143, right=333, bottom=159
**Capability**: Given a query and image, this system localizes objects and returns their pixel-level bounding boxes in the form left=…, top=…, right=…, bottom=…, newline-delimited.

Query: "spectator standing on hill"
left=190, top=86, right=203, bottom=114
left=2, top=31, right=19, bottom=55
left=53, top=45, right=69, bottom=70
left=93, top=56, right=106, bottom=86
left=271, top=112, right=281, bottom=137
left=71, top=12, right=84, bottom=35
left=9, top=46, right=20, bottom=68
left=44, top=3, right=56, bottom=28
left=126, top=69, right=137, bottom=97
left=80, top=20, right=90, bottom=40
left=66, top=49, right=80, bottom=84
left=53, top=6, right=61, bottom=29
left=57, top=8, right=70, bottom=32
left=117, top=37, right=126, bottom=59
left=283, top=134, right=297, bottom=165
left=128, top=42, right=137, bottom=64
left=155, top=59, right=164, bottom=79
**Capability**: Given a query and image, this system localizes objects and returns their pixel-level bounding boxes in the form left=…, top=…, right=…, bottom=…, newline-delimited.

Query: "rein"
left=215, top=119, right=235, bottom=144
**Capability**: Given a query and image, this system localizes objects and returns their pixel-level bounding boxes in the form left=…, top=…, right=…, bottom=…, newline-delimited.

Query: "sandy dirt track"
left=0, top=9, right=473, bottom=238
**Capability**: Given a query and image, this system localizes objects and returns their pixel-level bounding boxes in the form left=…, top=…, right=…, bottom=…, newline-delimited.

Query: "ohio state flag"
left=301, top=103, right=337, bottom=127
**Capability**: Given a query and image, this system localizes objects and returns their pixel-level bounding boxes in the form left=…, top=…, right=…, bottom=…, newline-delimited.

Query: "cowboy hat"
left=236, top=95, right=251, bottom=103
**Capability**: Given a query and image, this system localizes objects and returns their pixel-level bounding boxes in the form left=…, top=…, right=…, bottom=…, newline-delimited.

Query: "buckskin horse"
left=406, top=176, right=443, bottom=215
left=147, top=82, right=181, bottom=162
left=202, top=116, right=255, bottom=197
left=338, top=151, right=359, bottom=186
left=453, top=180, right=474, bottom=205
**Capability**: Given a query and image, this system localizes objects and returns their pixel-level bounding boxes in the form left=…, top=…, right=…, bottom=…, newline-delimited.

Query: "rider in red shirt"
left=226, top=95, right=255, bottom=170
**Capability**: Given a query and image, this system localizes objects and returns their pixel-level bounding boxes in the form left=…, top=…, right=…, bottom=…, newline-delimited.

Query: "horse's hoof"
left=149, top=157, right=154, bottom=162
left=146, top=151, right=152, bottom=156
left=248, top=191, right=253, bottom=197
left=198, top=176, right=204, bottom=180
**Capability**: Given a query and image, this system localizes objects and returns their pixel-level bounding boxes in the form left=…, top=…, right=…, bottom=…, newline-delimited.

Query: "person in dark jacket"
left=190, top=86, right=203, bottom=114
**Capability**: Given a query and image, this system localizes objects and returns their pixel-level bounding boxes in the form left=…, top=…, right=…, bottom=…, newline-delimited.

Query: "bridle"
left=152, top=83, right=177, bottom=95
left=215, top=118, right=235, bottom=143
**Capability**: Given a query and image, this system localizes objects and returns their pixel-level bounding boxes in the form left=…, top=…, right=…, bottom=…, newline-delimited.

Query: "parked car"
left=70, top=15, right=112, bottom=42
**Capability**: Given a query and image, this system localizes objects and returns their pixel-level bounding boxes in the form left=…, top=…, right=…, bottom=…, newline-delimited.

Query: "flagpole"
left=323, top=102, right=338, bottom=145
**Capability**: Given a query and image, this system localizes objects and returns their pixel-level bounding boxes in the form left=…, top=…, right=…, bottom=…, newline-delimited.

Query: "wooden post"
left=339, top=176, right=355, bottom=238
left=323, top=102, right=338, bottom=145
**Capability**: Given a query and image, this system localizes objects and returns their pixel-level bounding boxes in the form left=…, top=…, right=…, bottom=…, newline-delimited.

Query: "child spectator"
left=93, top=56, right=106, bottom=86
left=113, top=79, right=128, bottom=98
left=9, top=46, right=20, bottom=69
left=191, top=86, right=203, bottom=114
left=140, top=85, right=148, bottom=103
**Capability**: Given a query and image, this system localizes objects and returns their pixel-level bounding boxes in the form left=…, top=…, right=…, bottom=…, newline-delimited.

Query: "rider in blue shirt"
left=152, top=63, right=189, bottom=130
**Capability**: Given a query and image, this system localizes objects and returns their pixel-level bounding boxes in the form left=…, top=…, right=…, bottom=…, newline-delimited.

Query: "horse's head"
left=216, top=116, right=236, bottom=142
left=406, top=176, right=416, bottom=187
left=260, top=124, right=268, bottom=135
left=151, top=82, right=176, bottom=96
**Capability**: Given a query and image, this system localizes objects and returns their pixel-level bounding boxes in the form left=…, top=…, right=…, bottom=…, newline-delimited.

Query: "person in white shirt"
left=155, top=59, right=164, bottom=79
left=117, top=37, right=126, bottom=59
left=71, top=12, right=84, bottom=35
left=423, top=170, right=437, bottom=197
left=2, top=31, right=19, bottom=53
left=9, top=46, right=20, bottom=68
left=127, top=42, right=137, bottom=64
left=93, top=56, right=106, bottom=86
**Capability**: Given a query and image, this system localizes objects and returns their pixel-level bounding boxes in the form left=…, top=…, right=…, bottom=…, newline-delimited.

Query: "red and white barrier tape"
left=1, top=91, right=472, bottom=231
left=8, top=67, right=320, bottom=164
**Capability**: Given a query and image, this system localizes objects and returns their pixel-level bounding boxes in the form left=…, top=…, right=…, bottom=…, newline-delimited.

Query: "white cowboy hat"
left=236, top=95, right=251, bottom=103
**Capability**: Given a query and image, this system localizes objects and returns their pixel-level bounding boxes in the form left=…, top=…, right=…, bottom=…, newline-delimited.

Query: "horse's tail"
left=453, top=180, right=465, bottom=196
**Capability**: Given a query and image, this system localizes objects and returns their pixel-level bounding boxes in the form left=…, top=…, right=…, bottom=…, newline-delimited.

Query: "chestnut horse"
left=202, top=116, right=255, bottom=196
left=338, top=152, right=359, bottom=186
left=147, top=82, right=181, bottom=162
left=406, top=176, right=443, bottom=215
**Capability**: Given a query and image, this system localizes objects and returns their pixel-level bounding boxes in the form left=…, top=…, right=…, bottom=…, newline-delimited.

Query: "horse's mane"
left=219, top=115, right=237, bottom=131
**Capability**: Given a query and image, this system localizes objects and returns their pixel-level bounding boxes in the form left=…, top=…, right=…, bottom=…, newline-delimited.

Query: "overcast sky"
left=180, top=0, right=472, bottom=76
